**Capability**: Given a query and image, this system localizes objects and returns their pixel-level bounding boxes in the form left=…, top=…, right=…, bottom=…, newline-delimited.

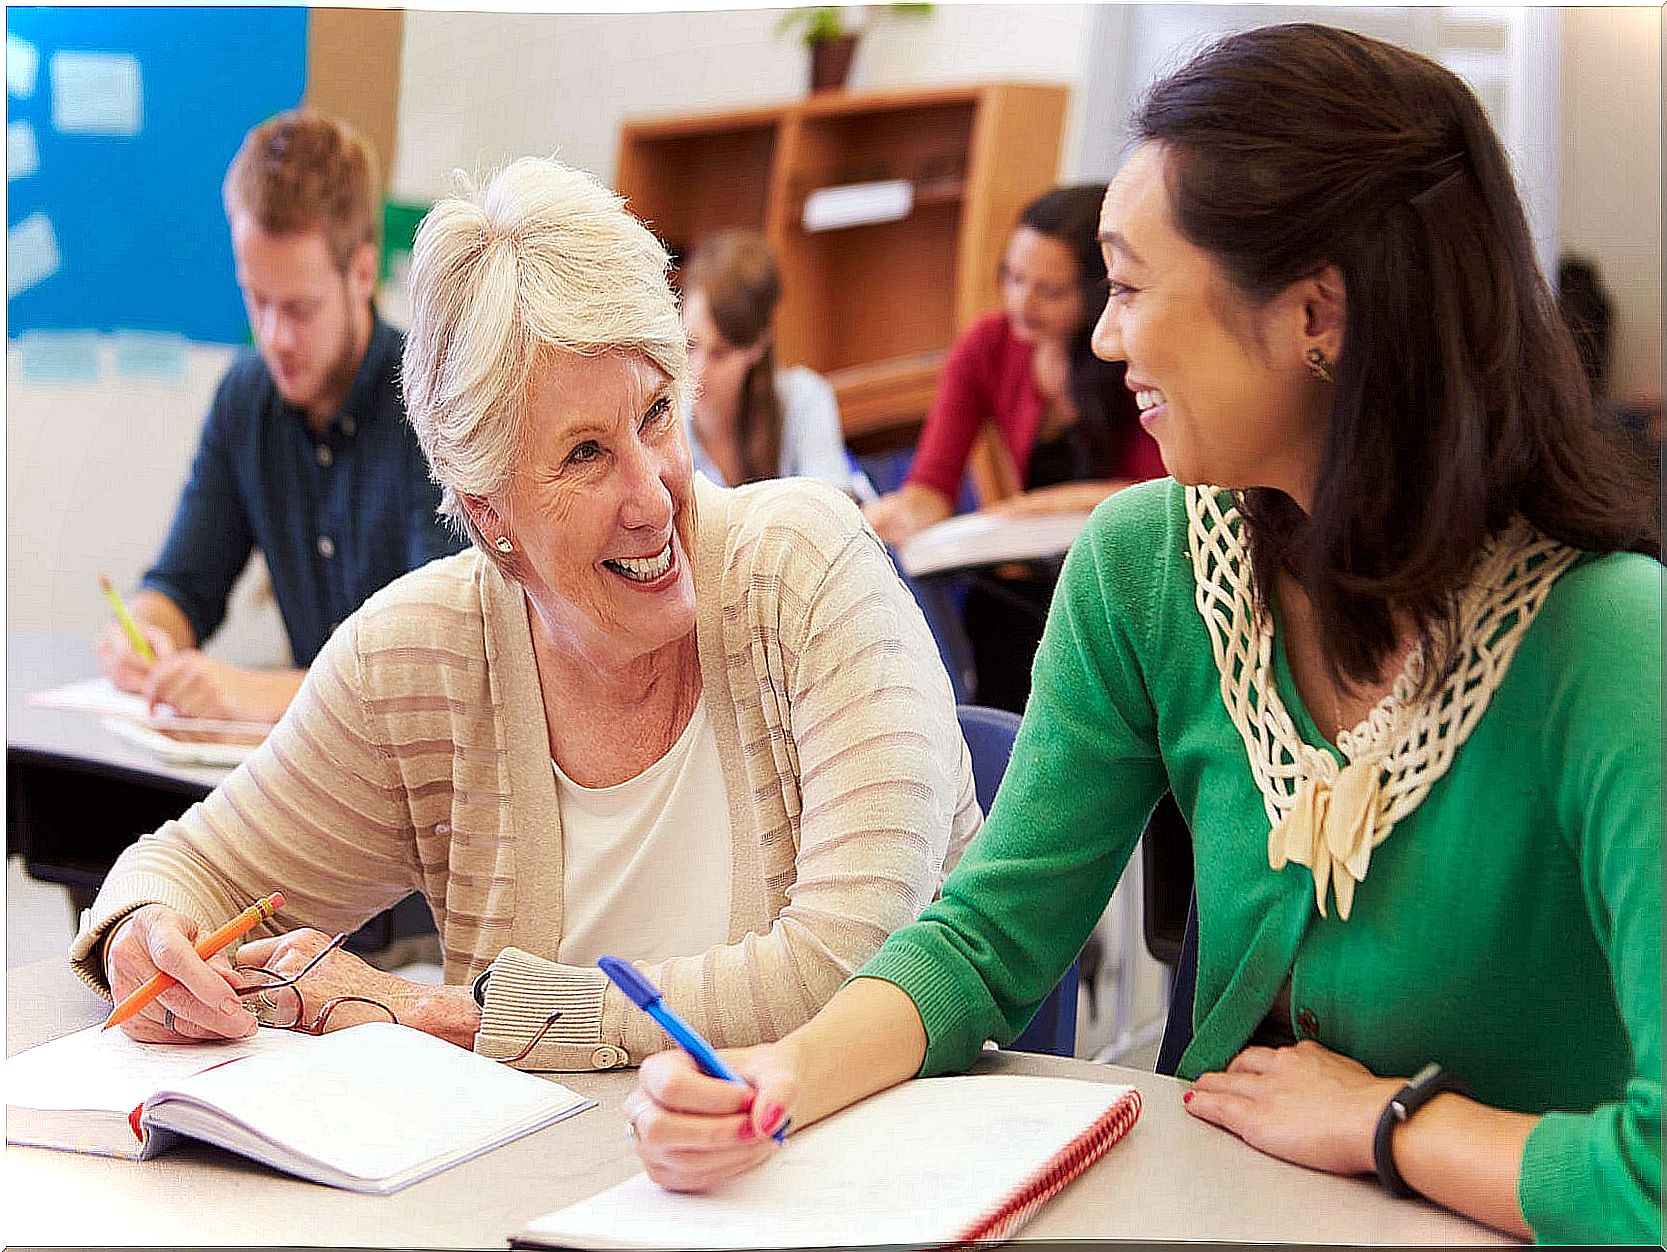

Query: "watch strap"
left=1372, top=1062, right=1475, bottom=1198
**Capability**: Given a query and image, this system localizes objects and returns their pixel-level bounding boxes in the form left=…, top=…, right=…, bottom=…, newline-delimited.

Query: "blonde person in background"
left=623, top=25, right=1659, bottom=1242
left=680, top=229, right=856, bottom=493
left=94, top=111, right=462, bottom=722
left=71, top=157, right=979, bottom=1072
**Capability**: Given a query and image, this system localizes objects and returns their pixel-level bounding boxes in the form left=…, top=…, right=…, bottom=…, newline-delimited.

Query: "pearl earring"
left=1304, top=347, right=1335, bottom=384
left=494, top=536, right=514, bottom=554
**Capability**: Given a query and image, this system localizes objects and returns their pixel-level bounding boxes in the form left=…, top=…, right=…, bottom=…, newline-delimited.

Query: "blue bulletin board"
left=6, top=6, right=308, bottom=344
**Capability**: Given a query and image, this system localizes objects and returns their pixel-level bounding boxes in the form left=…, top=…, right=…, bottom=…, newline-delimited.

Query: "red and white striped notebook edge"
left=947, top=1086, right=1144, bottom=1248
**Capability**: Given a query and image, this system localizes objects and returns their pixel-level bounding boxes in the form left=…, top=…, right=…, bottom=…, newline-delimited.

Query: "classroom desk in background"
left=4, top=956, right=1511, bottom=1248
left=6, top=628, right=431, bottom=951
left=7, top=629, right=230, bottom=909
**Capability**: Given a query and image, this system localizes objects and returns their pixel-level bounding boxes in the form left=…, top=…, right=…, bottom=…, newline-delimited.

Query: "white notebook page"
left=520, top=1074, right=1136, bottom=1250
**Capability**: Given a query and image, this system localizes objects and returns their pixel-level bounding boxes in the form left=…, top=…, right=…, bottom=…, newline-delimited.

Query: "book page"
left=148, top=1021, right=591, bottom=1192
left=6, top=1023, right=310, bottom=1118
left=519, top=1075, right=1136, bottom=1250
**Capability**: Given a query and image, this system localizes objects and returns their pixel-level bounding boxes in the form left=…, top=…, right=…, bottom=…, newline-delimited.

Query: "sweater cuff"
left=66, top=874, right=223, bottom=998
left=852, top=932, right=989, bottom=1076
left=475, top=946, right=627, bottom=1072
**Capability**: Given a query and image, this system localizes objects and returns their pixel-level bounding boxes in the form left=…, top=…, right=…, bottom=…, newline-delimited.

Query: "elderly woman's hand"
left=622, top=1042, right=798, bottom=1193
left=233, top=928, right=482, bottom=1046
left=105, top=904, right=257, bottom=1043
left=1183, top=1039, right=1404, bottom=1175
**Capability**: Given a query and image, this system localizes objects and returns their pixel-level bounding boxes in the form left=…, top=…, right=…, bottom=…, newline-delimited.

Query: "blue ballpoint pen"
left=598, top=955, right=788, bottom=1143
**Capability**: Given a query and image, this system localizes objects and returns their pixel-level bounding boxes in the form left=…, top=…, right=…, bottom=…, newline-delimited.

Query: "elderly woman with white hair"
left=70, top=158, right=979, bottom=1072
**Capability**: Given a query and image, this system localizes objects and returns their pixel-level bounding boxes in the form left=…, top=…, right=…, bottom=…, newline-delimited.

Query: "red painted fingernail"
left=737, top=1120, right=756, bottom=1142
left=1182, top=1090, right=1194, bottom=1105
left=759, top=1104, right=785, bottom=1134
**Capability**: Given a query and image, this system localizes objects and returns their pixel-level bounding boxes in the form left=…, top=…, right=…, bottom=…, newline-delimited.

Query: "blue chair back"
left=1155, top=891, right=1199, bottom=1076
left=955, top=704, right=1079, bottom=1057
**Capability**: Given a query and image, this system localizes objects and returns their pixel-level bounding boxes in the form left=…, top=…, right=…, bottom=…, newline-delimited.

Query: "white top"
left=685, top=365, right=856, bottom=492
left=551, top=696, right=734, bottom=966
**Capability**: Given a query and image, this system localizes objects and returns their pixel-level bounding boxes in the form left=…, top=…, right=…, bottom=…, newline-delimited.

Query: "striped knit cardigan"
left=70, top=476, right=981, bottom=1070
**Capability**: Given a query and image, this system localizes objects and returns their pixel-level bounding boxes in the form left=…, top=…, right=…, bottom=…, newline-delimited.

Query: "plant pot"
left=810, top=33, right=859, bottom=92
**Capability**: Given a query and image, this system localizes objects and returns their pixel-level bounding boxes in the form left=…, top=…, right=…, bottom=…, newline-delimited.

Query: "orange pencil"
left=102, top=891, right=285, bottom=1030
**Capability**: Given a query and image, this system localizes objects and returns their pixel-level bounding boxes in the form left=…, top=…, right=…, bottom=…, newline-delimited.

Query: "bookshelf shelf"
left=617, top=82, right=1068, bottom=438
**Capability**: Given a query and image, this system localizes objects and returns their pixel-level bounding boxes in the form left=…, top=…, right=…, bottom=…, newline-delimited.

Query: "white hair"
left=401, top=157, right=688, bottom=555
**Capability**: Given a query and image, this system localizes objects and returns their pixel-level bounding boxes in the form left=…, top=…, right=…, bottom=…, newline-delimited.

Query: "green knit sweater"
left=859, top=479, right=1660, bottom=1245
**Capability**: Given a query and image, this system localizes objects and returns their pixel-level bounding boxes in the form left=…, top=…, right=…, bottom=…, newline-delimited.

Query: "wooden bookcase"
left=616, top=83, right=1068, bottom=443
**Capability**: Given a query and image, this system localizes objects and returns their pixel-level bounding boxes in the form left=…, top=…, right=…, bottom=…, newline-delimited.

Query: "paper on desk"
left=27, top=676, right=150, bottom=718
left=8, top=118, right=39, bottom=180
left=894, top=509, right=1093, bottom=579
left=49, top=50, right=142, bottom=136
left=7, top=212, right=62, bottom=299
left=7, top=33, right=39, bottom=98
left=102, top=717, right=259, bottom=768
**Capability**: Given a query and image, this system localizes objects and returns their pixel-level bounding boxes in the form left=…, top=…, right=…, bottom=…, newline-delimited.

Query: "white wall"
left=1558, top=6, right=1661, bottom=399
left=391, top=5, right=1091, bottom=201
left=5, top=341, right=291, bottom=663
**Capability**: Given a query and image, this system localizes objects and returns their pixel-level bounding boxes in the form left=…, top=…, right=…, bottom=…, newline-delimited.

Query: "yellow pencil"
left=98, top=573, right=156, bottom=663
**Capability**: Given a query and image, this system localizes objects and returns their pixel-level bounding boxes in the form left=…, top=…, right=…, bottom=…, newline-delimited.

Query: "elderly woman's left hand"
left=1183, top=1039, right=1404, bottom=1175
left=232, top=927, right=484, bottom=1050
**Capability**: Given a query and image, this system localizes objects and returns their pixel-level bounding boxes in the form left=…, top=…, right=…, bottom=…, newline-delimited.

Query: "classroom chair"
left=955, top=703, right=1080, bottom=1058
left=1154, top=892, right=1199, bottom=1078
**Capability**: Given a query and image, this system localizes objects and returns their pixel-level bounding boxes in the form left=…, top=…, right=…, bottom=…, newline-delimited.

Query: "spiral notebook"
left=512, top=1074, right=1142, bottom=1250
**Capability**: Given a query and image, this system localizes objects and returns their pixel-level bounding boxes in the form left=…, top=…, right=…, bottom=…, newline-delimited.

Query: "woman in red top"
left=864, top=184, right=1164, bottom=710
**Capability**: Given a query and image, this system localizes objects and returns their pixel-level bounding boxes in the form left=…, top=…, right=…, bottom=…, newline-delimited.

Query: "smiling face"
left=231, top=216, right=374, bottom=421
left=1091, top=142, right=1335, bottom=502
left=481, top=349, right=698, bottom=671
left=999, top=226, right=1086, bottom=344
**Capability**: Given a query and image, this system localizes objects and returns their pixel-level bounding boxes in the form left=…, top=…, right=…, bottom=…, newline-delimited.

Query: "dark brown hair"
left=223, top=110, right=379, bottom=272
left=1134, top=23, right=1658, bottom=691
left=1017, top=185, right=1141, bottom=473
left=682, top=229, right=784, bottom=484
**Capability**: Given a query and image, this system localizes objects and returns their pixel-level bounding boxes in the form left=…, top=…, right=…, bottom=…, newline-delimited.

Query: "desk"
left=6, top=628, right=430, bottom=951
left=7, top=629, right=228, bottom=909
left=5, top=957, right=1510, bottom=1247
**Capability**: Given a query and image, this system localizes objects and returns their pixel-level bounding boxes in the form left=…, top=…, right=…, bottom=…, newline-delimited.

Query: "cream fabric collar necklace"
left=1185, top=486, right=1579, bottom=920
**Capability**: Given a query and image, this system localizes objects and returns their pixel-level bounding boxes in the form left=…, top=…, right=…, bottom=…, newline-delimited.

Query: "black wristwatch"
left=1372, top=1062, right=1475, bottom=1198
left=471, top=966, right=493, bottom=1008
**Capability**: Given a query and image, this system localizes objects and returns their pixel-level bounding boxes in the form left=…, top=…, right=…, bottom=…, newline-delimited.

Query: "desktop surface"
left=5, top=956, right=1511, bottom=1248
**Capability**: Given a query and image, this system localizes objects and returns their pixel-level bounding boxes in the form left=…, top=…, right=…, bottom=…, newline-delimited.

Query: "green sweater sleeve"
left=857, top=483, right=1173, bottom=1073
left=1518, top=555, right=1662, bottom=1245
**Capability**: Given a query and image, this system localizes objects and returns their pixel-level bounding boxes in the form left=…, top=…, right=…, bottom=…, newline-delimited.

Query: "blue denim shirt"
left=142, top=315, right=463, bottom=666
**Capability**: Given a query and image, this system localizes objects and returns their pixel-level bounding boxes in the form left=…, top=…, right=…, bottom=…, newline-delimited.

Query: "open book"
left=894, top=511, right=1092, bottom=579
left=7, top=1021, right=593, bottom=1194
left=513, top=1074, right=1141, bottom=1250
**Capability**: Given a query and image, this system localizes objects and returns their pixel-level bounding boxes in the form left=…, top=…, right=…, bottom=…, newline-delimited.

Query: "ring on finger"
left=163, top=1007, right=178, bottom=1034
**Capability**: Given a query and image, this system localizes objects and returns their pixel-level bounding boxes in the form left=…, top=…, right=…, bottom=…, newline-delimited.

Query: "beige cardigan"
left=70, top=476, right=981, bottom=1070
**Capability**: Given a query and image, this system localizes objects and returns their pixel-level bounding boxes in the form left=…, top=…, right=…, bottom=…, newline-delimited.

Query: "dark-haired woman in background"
left=865, top=185, right=1164, bottom=710
left=680, top=229, right=853, bottom=491
left=625, top=24, right=1659, bottom=1244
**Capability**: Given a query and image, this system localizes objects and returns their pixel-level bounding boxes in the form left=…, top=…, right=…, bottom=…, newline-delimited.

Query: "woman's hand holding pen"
left=105, top=905, right=257, bottom=1043
left=624, top=1044, right=797, bottom=1192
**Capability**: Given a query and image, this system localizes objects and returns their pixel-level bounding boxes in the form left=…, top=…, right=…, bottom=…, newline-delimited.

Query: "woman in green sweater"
left=621, top=24, right=1661, bottom=1243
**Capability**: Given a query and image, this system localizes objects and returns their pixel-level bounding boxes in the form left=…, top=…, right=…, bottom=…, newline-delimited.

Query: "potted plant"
left=775, top=5, right=932, bottom=94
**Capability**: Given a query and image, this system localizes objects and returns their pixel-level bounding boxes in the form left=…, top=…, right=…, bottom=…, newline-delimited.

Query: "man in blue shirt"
left=96, top=112, right=461, bottom=722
